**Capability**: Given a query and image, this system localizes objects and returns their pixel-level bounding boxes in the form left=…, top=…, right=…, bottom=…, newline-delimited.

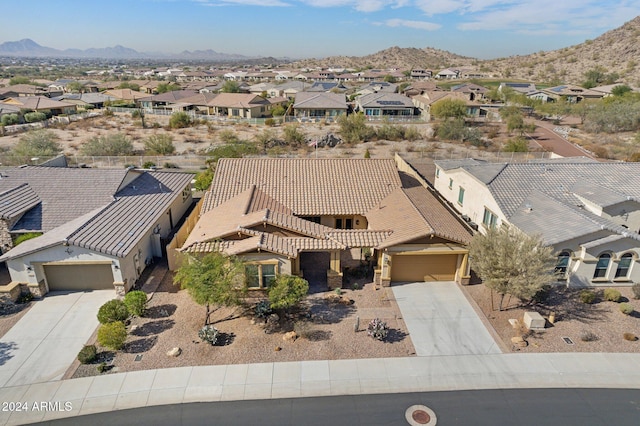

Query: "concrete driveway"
left=392, top=282, right=501, bottom=356
left=0, top=290, right=114, bottom=387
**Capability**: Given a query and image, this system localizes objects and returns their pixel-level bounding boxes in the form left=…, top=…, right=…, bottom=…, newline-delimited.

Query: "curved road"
left=42, top=388, right=640, bottom=426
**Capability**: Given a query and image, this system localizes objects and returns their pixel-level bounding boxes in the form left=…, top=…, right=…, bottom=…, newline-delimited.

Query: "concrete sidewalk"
left=2, top=352, right=639, bottom=425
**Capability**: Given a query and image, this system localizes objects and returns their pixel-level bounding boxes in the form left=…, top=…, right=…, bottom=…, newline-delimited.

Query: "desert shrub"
left=12, top=129, right=61, bottom=158
left=632, top=283, right=640, bottom=299
left=404, top=125, right=421, bottom=141
left=254, top=300, right=272, bottom=320
left=283, top=124, right=306, bottom=146
left=144, top=134, right=175, bottom=155
left=142, top=161, right=156, bottom=169
left=77, top=345, right=97, bottom=364
left=579, top=290, right=597, bottom=304
left=81, top=133, right=134, bottom=156
left=123, top=290, right=148, bottom=317
left=503, top=136, right=529, bottom=152
left=532, top=284, right=552, bottom=304
left=17, top=292, right=34, bottom=304
left=97, top=299, right=129, bottom=324
left=218, top=129, right=240, bottom=144
left=198, top=325, right=219, bottom=345
left=268, top=275, right=309, bottom=311
left=13, top=232, right=42, bottom=246
left=603, top=288, right=622, bottom=302
left=207, top=142, right=258, bottom=163
left=367, top=318, right=389, bottom=341
left=293, top=321, right=314, bottom=339
left=1, top=114, right=20, bottom=126
left=337, top=113, right=375, bottom=144
left=619, top=302, right=634, bottom=315
left=265, top=118, right=275, bottom=127
left=24, top=112, right=47, bottom=123
left=623, top=332, right=638, bottom=341
left=163, top=162, right=179, bottom=169
left=580, top=330, right=598, bottom=342
left=97, top=321, right=127, bottom=350
left=169, top=112, right=192, bottom=129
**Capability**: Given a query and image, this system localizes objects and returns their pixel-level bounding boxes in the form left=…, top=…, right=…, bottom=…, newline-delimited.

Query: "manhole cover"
left=134, top=354, right=143, bottom=362
left=405, top=405, right=437, bottom=426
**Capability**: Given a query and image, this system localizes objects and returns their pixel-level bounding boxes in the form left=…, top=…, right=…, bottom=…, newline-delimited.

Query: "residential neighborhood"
left=2, top=18, right=640, bottom=424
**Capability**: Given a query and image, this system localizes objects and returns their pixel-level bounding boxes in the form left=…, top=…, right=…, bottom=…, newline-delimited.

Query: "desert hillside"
left=291, top=16, right=640, bottom=86
left=487, top=16, right=640, bottom=85
left=293, top=46, right=474, bottom=71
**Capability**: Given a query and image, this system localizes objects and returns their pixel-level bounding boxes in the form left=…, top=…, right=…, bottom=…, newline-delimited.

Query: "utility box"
left=523, top=312, right=546, bottom=330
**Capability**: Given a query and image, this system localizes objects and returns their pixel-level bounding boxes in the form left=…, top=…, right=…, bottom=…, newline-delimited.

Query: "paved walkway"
left=1, top=353, right=639, bottom=425
left=0, top=290, right=114, bottom=388
left=392, top=282, right=501, bottom=356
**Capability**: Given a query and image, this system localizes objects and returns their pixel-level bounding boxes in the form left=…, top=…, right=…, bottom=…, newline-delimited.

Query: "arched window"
left=615, top=253, right=633, bottom=278
left=555, top=251, right=571, bottom=275
left=593, top=253, right=611, bottom=279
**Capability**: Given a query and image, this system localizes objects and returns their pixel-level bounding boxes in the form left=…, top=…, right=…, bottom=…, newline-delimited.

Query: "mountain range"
left=0, top=38, right=252, bottom=61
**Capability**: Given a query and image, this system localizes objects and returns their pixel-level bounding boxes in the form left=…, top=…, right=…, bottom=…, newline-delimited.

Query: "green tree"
left=81, top=134, right=134, bottom=156
left=144, top=134, right=175, bottom=155
left=267, top=275, right=309, bottom=311
left=383, top=74, right=397, bottom=83
left=123, top=290, right=148, bottom=317
left=221, top=80, right=241, bottom=93
left=156, top=82, right=181, bottom=93
left=611, top=84, right=632, bottom=97
left=364, top=148, right=371, bottom=158
left=169, top=111, right=193, bottom=129
left=271, top=105, right=286, bottom=116
left=97, top=321, right=127, bottom=350
left=174, top=252, right=246, bottom=326
left=66, top=81, right=85, bottom=93
left=23, top=112, right=47, bottom=123
left=469, top=226, right=556, bottom=311
left=1, top=114, right=20, bottom=126
left=430, top=98, right=467, bottom=120
left=117, top=81, right=140, bottom=91
left=193, top=169, right=214, bottom=191
left=12, top=130, right=61, bottom=158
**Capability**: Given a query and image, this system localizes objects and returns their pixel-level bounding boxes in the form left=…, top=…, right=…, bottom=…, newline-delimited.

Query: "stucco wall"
left=434, top=167, right=504, bottom=230
left=568, top=238, right=640, bottom=287
left=238, top=253, right=292, bottom=276
left=602, top=200, right=640, bottom=234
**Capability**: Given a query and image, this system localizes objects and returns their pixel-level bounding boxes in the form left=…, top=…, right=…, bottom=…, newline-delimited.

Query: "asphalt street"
left=40, top=388, right=640, bottom=426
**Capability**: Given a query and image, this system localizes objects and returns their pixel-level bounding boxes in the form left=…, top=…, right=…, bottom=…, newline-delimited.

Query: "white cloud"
left=300, top=1, right=405, bottom=13
left=381, top=18, right=441, bottom=30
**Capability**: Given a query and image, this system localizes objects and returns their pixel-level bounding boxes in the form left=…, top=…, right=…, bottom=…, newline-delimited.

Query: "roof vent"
left=524, top=203, right=533, bottom=213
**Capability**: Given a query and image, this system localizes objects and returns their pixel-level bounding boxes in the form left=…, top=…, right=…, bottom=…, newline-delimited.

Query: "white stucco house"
left=432, top=158, right=640, bottom=287
left=0, top=166, right=194, bottom=297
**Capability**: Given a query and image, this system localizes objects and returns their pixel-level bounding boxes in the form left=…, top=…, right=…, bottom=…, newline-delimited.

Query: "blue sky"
left=2, top=0, right=639, bottom=59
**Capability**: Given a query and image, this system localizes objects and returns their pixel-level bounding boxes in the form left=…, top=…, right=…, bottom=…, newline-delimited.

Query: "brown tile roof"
left=326, top=230, right=392, bottom=248
left=0, top=183, right=40, bottom=220
left=206, top=158, right=402, bottom=216
left=207, top=93, right=269, bottom=108
left=103, top=88, right=149, bottom=101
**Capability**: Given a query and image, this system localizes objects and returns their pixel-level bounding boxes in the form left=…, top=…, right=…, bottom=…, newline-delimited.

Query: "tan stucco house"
left=180, top=158, right=472, bottom=289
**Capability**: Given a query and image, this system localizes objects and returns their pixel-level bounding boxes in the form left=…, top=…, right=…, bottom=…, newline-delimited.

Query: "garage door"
left=44, top=263, right=114, bottom=291
left=390, top=254, right=458, bottom=282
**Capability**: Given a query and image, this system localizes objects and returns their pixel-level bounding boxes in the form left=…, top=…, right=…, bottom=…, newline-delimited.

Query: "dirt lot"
left=463, top=283, right=640, bottom=353
left=72, top=268, right=414, bottom=378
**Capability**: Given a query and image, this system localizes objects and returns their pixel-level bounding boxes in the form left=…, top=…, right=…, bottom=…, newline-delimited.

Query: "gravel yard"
left=72, top=269, right=414, bottom=378
left=462, top=283, right=640, bottom=353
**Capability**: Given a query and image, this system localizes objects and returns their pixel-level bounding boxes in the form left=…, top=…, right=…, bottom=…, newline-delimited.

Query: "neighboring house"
left=166, top=92, right=218, bottom=114
left=451, top=83, right=488, bottom=101
left=207, top=93, right=275, bottom=118
left=0, top=166, right=194, bottom=297
left=355, top=93, right=416, bottom=118
left=0, top=96, right=77, bottom=115
left=355, top=82, right=398, bottom=96
left=411, top=91, right=469, bottom=120
left=306, top=82, right=346, bottom=92
left=293, top=92, right=347, bottom=119
left=0, top=84, right=58, bottom=99
left=436, top=68, right=460, bottom=79
left=102, top=88, right=149, bottom=103
left=498, top=82, right=537, bottom=95
left=410, top=69, right=433, bottom=79
left=180, top=158, right=472, bottom=289
left=432, top=158, right=640, bottom=287
left=139, top=90, right=199, bottom=111
left=540, top=84, right=606, bottom=103
left=51, top=93, right=117, bottom=109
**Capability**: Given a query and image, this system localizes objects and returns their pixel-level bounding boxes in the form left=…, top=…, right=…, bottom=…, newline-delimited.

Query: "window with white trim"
left=615, top=253, right=633, bottom=278
left=482, top=208, right=498, bottom=228
left=457, top=187, right=465, bottom=206
left=555, top=250, right=571, bottom=275
left=593, top=253, right=611, bottom=279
